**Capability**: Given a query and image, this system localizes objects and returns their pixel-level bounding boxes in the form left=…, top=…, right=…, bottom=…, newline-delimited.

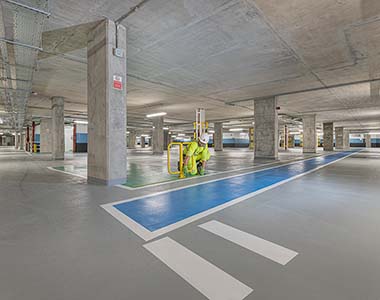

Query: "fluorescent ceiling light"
left=146, top=112, right=167, bottom=118
left=208, top=130, right=215, bottom=134
left=163, top=127, right=169, bottom=130
left=370, top=132, right=380, bottom=135
left=74, top=120, right=88, bottom=124
left=178, top=133, right=185, bottom=136
left=229, top=128, right=243, bottom=132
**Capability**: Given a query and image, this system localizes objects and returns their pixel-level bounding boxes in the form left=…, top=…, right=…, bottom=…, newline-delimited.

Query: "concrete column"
left=40, top=118, right=52, bottom=153
left=284, top=125, right=289, bottom=150
left=323, top=122, right=334, bottom=151
left=51, top=97, right=65, bottom=160
left=87, top=19, right=127, bottom=185
left=248, top=127, right=254, bottom=150
left=302, top=114, right=317, bottom=153
left=254, top=97, right=278, bottom=159
left=335, top=127, right=344, bottom=150
left=343, top=130, right=350, bottom=150
left=365, top=134, right=371, bottom=148
left=163, top=130, right=170, bottom=150
left=128, top=131, right=136, bottom=149
left=214, top=122, right=223, bottom=151
left=14, top=131, right=19, bottom=149
left=140, top=136, right=146, bottom=148
left=288, top=135, right=295, bottom=148
left=20, top=132, right=25, bottom=150
left=152, top=116, right=164, bottom=154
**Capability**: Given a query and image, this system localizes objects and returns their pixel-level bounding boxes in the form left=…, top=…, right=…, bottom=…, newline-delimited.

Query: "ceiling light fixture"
left=229, top=128, right=243, bottom=132
left=146, top=112, right=167, bottom=118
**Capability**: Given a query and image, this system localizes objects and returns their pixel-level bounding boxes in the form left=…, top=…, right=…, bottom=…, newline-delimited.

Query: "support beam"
left=152, top=116, right=164, bottom=154
left=140, top=136, right=146, bottom=148
left=164, top=130, right=170, bottom=150
left=14, top=131, right=19, bottom=149
left=365, top=134, right=371, bottom=148
left=323, top=122, right=334, bottom=151
left=335, top=127, right=344, bottom=150
left=343, top=130, right=350, bottom=150
left=249, top=127, right=254, bottom=150
left=51, top=97, right=65, bottom=160
left=20, top=132, right=25, bottom=150
left=284, top=125, right=289, bottom=150
left=128, top=131, right=136, bottom=149
left=254, top=97, right=278, bottom=159
left=302, top=114, right=317, bottom=153
left=214, top=122, right=223, bottom=151
left=87, top=19, right=127, bottom=185
left=40, top=118, right=52, bottom=153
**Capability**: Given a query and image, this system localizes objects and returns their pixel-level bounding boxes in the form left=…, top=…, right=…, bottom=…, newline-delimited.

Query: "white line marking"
left=199, top=221, right=298, bottom=265
left=144, top=237, right=253, bottom=300
left=47, top=167, right=87, bottom=179
left=102, top=151, right=359, bottom=241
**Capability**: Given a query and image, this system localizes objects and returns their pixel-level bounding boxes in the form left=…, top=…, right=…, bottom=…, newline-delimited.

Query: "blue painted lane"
left=114, top=151, right=356, bottom=231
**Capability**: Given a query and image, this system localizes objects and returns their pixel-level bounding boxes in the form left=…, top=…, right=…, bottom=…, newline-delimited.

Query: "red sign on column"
left=113, top=75, right=123, bottom=90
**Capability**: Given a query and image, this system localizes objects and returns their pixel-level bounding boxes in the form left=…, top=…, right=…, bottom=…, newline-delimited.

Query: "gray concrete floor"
left=1, top=147, right=379, bottom=299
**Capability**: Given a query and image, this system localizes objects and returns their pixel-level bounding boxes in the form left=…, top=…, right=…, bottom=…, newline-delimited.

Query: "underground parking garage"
left=1, top=1, right=380, bottom=299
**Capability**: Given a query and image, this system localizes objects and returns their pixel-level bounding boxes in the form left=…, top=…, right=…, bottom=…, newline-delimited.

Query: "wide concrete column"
left=335, top=127, right=344, bottom=150
left=128, top=131, right=136, bottom=149
left=323, top=122, right=334, bottom=151
left=163, top=130, right=171, bottom=150
left=14, top=131, right=19, bottom=149
left=214, top=122, right=223, bottom=151
left=51, top=97, right=65, bottom=160
left=140, top=136, right=146, bottom=148
left=152, top=116, right=164, bottom=154
left=254, top=97, right=278, bottom=159
left=40, top=118, right=52, bottom=153
left=343, top=130, right=350, bottom=150
left=87, top=19, right=127, bottom=185
left=365, top=134, right=371, bottom=148
left=302, top=114, right=317, bottom=153
left=20, top=132, right=25, bottom=150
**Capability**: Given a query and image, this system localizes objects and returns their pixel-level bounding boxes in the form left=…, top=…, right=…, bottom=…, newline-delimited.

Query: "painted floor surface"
left=2, top=147, right=380, bottom=300
left=107, top=151, right=357, bottom=237
left=50, top=147, right=323, bottom=187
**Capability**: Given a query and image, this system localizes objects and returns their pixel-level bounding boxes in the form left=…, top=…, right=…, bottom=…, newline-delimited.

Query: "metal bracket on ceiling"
left=4, top=0, right=51, bottom=16
left=0, top=38, right=43, bottom=51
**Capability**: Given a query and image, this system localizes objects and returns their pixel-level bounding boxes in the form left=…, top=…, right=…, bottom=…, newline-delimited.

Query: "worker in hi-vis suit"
left=183, top=133, right=211, bottom=176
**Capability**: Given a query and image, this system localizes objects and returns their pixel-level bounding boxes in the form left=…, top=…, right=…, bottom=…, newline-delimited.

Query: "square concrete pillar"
left=128, top=131, right=136, bottom=149
left=87, top=19, right=127, bottom=185
left=335, top=127, right=344, bottom=150
left=140, top=136, right=146, bottom=148
left=40, top=118, right=52, bottom=153
left=20, top=132, right=25, bottom=150
left=302, top=114, right=317, bottom=153
left=365, top=134, right=371, bottom=148
left=323, top=122, right=334, bottom=151
left=51, top=97, right=65, bottom=160
left=343, top=130, right=350, bottom=150
left=152, top=116, right=164, bottom=154
left=214, top=122, right=223, bottom=151
left=284, top=125, right=289, bottom=150
left=254, top=97, right=278, bottom=159
left=164, top=130, right=170, bottom=150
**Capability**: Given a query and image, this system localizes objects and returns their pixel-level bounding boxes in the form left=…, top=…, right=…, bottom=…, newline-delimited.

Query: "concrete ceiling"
left=2, top=0, right=380, bottom=132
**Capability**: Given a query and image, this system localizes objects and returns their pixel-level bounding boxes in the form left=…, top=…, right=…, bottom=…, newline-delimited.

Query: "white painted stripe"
left=144, top=237, right=253, bottom=300
left=47, top=167, right=87, bottom=179
left=199, top=221, right=298, bottom=265
left=102, top=151, right=359, bottom=241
